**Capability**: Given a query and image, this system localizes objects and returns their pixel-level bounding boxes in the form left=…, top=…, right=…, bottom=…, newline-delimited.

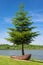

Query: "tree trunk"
left=22, top=43, right=24, bottom=55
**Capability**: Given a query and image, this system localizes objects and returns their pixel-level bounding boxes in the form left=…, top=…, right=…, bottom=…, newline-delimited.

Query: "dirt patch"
left=11, top=54, right=31, bottom=60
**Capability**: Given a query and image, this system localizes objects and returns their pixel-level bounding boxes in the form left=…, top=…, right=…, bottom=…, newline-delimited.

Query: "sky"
left=0, top=0, right=43, bottom=45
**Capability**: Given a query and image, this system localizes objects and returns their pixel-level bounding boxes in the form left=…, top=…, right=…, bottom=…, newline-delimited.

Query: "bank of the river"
left=0, top=56, right=43, bottom=65
left=0, top=44, right=43, bottom=50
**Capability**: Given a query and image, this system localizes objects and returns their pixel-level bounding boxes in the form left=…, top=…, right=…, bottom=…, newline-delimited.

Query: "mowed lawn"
left=0, top=56, right=43, bottom=65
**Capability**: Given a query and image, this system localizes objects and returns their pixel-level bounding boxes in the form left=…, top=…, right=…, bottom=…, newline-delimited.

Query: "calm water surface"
left=0, top=50, right=43, bottom=60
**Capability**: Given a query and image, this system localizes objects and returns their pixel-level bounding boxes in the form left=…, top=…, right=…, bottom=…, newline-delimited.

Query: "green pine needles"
left=6, top=4, right=39, bottom=55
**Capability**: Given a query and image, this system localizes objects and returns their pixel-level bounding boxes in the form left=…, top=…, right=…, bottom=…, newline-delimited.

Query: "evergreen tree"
left=6, top=5, right=39, bottom=55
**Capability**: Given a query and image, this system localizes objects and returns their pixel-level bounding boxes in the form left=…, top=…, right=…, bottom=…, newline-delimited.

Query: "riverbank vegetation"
left=0, top=56, right=43, bottom=65
left=0, top=44, right=43, bottom=50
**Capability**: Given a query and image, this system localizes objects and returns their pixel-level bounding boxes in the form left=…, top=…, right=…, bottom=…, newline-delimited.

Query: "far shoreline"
left=0, top=44, right=43, bottom=50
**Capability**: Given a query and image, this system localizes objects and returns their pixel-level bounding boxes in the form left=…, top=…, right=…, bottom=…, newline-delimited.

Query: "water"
left=0, top=50, right=43, bottom=60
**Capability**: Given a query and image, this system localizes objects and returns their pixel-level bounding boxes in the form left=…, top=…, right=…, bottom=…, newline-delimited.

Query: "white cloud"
left=0, top=38, right=13, bottom=45
left=4, top=17, right=12, bottom=23
left=30, top=10, right=43, bottom=22
left=31, top=35, right=43, bottom=45
left=0, top=32, right=13, bottom=45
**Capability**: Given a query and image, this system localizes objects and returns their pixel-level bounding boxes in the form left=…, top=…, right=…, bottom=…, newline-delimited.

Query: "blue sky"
left=0, top=0, right=43, bottom=45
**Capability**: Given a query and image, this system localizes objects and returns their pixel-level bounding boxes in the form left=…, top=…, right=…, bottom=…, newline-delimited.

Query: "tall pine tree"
left=6, top=5, right=39, bottom=55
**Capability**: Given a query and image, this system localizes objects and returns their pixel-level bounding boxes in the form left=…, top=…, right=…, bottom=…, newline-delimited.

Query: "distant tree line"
left=0, top=44, right=43, bottom=50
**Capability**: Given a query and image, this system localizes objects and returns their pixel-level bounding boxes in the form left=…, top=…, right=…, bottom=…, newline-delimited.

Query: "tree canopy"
left=6, top=4, right=39, bottom=55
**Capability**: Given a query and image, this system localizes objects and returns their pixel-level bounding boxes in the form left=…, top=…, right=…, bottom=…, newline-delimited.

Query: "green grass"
left=0, top=56, right=43, bottom=65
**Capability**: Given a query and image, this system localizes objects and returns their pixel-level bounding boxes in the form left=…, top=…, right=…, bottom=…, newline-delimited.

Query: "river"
left=0, top=50, right=43, bottom=60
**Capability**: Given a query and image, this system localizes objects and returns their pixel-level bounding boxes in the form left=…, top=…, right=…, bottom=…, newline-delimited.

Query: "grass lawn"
left=0, top=56, right=43, bottom=65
